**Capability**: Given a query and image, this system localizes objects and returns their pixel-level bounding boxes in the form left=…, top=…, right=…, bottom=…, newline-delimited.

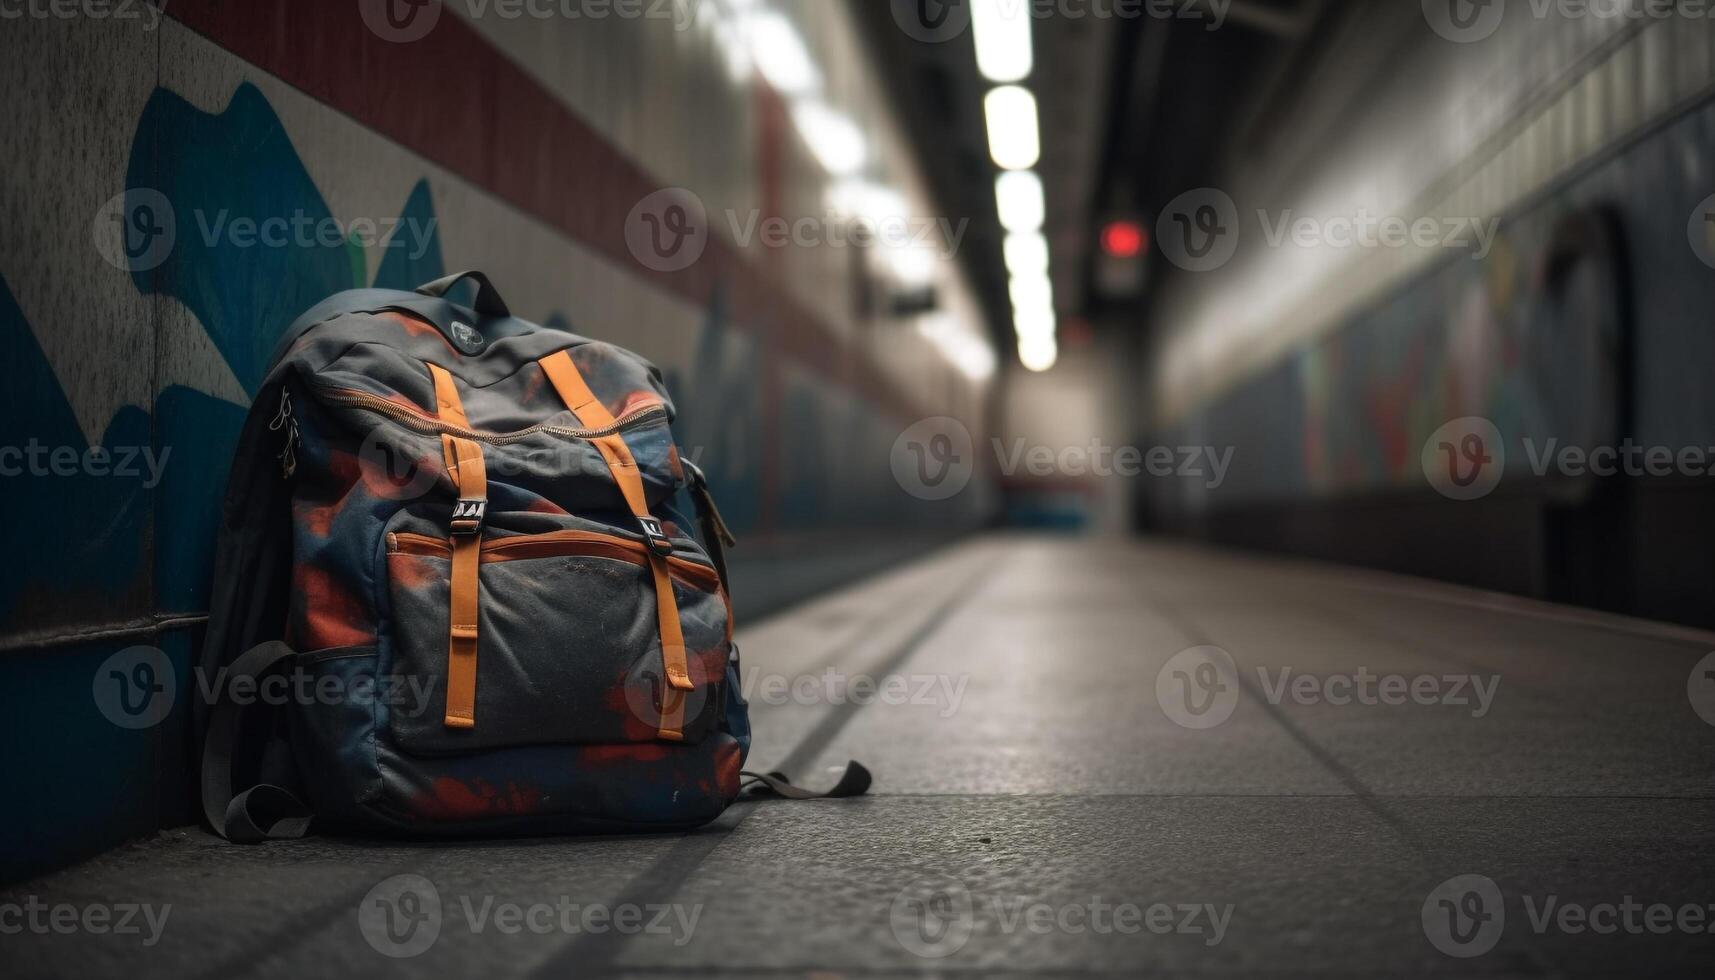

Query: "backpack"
left=198, top=271, right=868, bottom=842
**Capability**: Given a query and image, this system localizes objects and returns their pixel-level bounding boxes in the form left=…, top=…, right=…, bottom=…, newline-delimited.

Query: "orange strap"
left=429, top=364, right=485, bottom=730
left=539, top=351, right=692, bottom=740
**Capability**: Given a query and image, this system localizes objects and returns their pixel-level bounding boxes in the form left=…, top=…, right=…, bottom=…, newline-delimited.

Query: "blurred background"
left=3, top=0, right=1715, bottom=906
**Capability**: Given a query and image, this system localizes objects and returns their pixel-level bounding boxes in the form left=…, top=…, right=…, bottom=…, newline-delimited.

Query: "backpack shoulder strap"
left=200, top=641, right=314, bottom=841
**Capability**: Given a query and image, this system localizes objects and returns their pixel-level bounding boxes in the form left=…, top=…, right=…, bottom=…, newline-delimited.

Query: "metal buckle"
left=638, top=515, right=674, bottom=556
left=450, top=498, right=486, bottom=536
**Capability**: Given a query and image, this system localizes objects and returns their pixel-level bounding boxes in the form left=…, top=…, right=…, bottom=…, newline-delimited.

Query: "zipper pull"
left=268, top=388, right=300, bottom=478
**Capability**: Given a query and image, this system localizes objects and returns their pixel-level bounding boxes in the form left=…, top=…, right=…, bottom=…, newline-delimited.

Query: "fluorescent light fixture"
left=1018, top=332, right=1057, bottom=372
left=1013, top=305, right=1056, bottom=341
left=1009, top=272, right=1053, bottom=314
left=983, top=86, right=1040, bottom=170
left=743, top=10, right=819, bottom=95
left=1004, top=231, right=1049, bottom=278
left=972, top=0, right=1032, bottom=83
left=792, top=101, right=867, bottom=176
left=995, top=170, right=1045, bottom=232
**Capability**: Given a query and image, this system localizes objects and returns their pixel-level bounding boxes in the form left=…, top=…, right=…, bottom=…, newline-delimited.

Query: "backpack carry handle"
left=416, top=270, right=512, bottom=319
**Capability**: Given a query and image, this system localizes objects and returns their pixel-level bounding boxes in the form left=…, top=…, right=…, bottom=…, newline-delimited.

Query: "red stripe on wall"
left=164, top=0, right=928, bottom=424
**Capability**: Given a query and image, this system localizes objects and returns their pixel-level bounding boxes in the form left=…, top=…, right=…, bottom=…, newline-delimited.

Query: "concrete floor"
left=7, top=535, right=1715, bottom=977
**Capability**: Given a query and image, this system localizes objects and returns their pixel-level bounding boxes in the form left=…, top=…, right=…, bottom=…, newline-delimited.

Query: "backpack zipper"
left=313, top=383, right=667, bottom=444
left=268, top=388, right=301, bottom=478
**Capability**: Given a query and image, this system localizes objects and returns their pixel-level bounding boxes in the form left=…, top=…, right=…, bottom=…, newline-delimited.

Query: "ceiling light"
left=1019, top=333, right=1058, bottom=372
left=1013, top=306, right=1056, bottom=341
left=995, top=170, right=1045, bottom=232
left=983, top=86, right=1040, bottom=170
left=972, top=0, right=1033, bottom=83
left=1004, top=231, right=1049, bottom=278
left=1009, top=272, right=1053, bottom=314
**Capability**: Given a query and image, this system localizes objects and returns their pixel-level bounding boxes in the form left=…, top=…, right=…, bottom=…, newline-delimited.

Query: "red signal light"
left=1101, top=220, right=1146, bottom=259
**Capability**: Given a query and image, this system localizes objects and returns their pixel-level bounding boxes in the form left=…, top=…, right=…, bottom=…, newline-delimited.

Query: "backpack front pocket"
left=384, top=525, right=730, bottom=755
